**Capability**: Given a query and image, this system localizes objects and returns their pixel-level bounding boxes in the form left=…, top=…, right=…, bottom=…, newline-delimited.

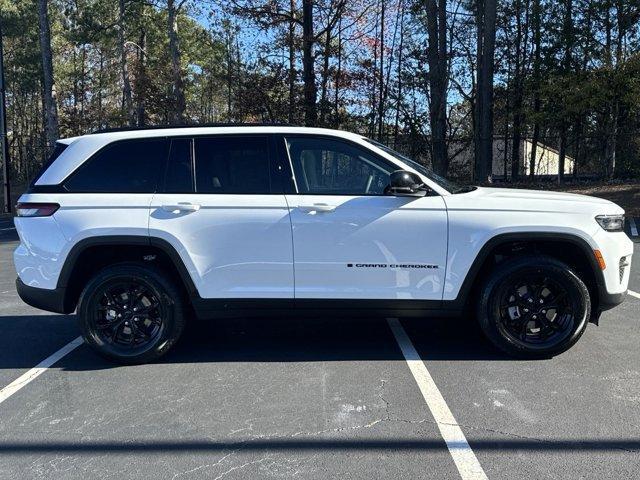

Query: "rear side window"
left=164, top=139, right=193, bottom=193
left=194, top=136, right=271, bottom=194
left=64, top=139, right=169, bottom=193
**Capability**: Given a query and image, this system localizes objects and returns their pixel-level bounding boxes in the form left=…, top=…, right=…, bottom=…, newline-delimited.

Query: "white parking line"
left=387, top=318, right=488, bottom=480
left=629, top=290, right=640, bottom=300
left=629, top=217, right=638, bottom=237
left=0, top=336, right=83, bottom=405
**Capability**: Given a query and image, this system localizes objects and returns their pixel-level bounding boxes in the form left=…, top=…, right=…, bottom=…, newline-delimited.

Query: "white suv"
left=13, top=126, right=633, bottom=363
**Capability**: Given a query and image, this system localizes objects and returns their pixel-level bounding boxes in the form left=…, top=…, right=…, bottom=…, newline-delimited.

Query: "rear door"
left=149, top=135, right=294, bottom=299
left=281, top=135, right=448, bottom=301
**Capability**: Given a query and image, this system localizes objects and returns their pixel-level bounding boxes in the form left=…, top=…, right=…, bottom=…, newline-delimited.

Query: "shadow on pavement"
left=0, top=313, right=507, bottom=370
left=0, top=438, right=637, bottom=454
left=0, top=230, right=17, bottom=244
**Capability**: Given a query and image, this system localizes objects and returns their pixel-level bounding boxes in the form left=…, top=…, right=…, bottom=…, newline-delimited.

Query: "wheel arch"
left=58, top=235, right=198, bottom=313
left=455, top=232, right=605, bottom=319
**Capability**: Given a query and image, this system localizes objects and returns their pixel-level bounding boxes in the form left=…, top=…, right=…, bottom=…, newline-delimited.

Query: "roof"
left=91, top=122, right=296, bottom=134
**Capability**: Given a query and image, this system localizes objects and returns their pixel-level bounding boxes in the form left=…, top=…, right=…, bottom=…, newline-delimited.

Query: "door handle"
left=161, top=202, right=201, bottom=213
left=299, top=203, right=336, bottom=213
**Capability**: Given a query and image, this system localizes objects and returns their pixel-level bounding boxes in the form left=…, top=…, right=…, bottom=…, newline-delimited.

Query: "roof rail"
left=91, top=122, right=299, bottom=134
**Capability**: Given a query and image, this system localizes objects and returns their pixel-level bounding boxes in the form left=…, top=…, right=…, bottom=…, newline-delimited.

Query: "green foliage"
left=1, top=0, right=640, bottom=183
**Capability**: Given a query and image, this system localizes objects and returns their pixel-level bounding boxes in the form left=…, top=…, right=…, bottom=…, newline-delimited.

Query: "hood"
left=449, top=186, right=624, bottom=215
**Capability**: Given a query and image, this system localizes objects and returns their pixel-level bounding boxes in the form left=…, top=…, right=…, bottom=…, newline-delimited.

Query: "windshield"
left=364, top=138, right=471, bottom=194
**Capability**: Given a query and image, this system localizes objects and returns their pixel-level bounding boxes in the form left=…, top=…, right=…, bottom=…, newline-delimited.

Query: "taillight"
left=15, top=202, right=60, bottom=217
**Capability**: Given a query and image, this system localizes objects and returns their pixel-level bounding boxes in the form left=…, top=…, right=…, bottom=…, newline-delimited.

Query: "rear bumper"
left=15, top=278, right=69, bottom=314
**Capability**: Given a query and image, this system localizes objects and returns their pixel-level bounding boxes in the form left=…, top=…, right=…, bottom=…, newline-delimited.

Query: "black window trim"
left=278, top=133, right=406, bottom=197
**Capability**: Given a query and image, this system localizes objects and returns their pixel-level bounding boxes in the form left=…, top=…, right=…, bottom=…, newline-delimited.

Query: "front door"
left=282, top=135, right=448, bottom=301
left=149, top=135, right=294, bottom=299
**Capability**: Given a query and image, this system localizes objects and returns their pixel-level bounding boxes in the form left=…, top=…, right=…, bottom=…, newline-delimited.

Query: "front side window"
left=194, top=136, right=271, bottom=194
left=285, top=137, right=393, bottom=195
left=64, top=139, right=169, bottom=193
left=364, top=138, right=468, bottom=194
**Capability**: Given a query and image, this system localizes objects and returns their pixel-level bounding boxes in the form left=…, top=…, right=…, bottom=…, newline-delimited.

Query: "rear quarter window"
left=30, top=142, right=68, bottom=187
left=64, top=139, right=170, bottom=193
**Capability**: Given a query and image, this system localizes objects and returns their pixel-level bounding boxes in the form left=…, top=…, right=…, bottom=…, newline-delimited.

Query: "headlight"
left=595, top=214, right=625, bottom=232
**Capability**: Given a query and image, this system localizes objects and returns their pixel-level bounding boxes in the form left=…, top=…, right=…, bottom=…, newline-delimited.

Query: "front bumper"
left=16, top=278, right=69, bottom=314
left=599, top=290, right=627, bottom=310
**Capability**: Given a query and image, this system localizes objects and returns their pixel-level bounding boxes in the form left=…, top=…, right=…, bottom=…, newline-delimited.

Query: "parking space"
left=0, top=223, right=639, bottom=479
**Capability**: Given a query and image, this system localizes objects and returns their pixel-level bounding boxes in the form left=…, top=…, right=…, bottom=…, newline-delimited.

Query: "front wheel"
left=477, top=255, right=591, bottom=358
left=77, top=264, right=186, bottom=364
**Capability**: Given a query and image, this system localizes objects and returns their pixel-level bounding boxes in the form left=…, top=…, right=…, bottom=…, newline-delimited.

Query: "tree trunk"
left=558, top=126, right=567, bottom=182
left=529, top=0, right=541, bottom=178
left=167, top=0, right=186, bottom=124
left=118, top=0, right=135, bottom=125
left=302, top=0, right=317, bottom=126
left=333, top=14, right=343, bottom=125
left=510, top=0, right=526, bottom=180
left=426, top=0, right=449, bottom=176
left=38, top=0, right=59, bottom=154
left=288, top=0, right=296, bottom=124
left=225, top=28, right=233, bottom=122
left=606, top=0, right=625, bottom=179
left=557, top=0, right=572, bottom=184
left=474, top=0, right=497, bottom=182
left=135, top=27, right=147, bottom=126
left=377, top=0, right=385, bottom=140
left=319, top=22, right=332, bottom=126
left=393, top=0, right=405, bottom=149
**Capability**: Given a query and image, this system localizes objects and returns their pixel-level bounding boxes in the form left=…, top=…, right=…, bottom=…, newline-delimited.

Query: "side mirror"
left=385, top=170, right=428, bottom=197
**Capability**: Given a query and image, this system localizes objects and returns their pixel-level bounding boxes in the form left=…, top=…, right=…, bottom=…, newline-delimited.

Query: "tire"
left=77, top=263, right=186, bottom=364
left=477, top=255, right=591, bottom=359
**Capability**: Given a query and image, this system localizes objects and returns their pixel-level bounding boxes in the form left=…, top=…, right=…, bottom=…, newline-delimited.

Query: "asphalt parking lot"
left=0, top=215, right=639, bottom=479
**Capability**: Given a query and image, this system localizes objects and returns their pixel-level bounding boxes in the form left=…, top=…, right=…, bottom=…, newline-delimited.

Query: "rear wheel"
left=477, top=255, right=591, bottom=358
left=78, top=264, right=186, bottom=364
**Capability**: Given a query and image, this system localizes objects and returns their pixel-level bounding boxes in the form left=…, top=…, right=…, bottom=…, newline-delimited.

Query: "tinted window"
left=285, top=137, right=393, bottom=195
left=194, top=136, right=271, bottom=194
left=164, top=139, right=193, bottom=193
left=64, top=139, right=169, bottom=193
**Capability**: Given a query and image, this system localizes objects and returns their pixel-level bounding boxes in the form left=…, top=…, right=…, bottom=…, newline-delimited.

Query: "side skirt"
left=190, top=298, right=463, bottom=320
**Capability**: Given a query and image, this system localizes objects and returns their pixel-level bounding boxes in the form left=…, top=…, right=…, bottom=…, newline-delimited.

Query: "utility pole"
left=0, top=20, right=11, bottom=214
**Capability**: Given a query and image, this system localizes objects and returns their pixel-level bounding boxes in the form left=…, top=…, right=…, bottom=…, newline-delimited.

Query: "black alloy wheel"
left=477, top=255, right=591, bottom=358
left=78, top=264, right=186, bottom=364
left=92, top=280, right=165, bottom=349
left=496, top=273, right=575, bottom=348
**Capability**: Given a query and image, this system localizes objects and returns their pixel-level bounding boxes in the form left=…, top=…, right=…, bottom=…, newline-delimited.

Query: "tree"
left=118, top=0, right=135, bottom=125
left=528, top=0, right=541, bottom=178
left=474, top=0, right=497, bottom=182
left=556, top=0, right=572, bottom=184
left=37, top=0, right=59, bottom=153
left=288, top=0, right=297, bottom=123
left=426, top=0, right=449, bottom=176
left=302, top=0, right=317, bottom=125
left=167, top=0, right=187, bottom=124
left=509, top=0, right=530, bottom=180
